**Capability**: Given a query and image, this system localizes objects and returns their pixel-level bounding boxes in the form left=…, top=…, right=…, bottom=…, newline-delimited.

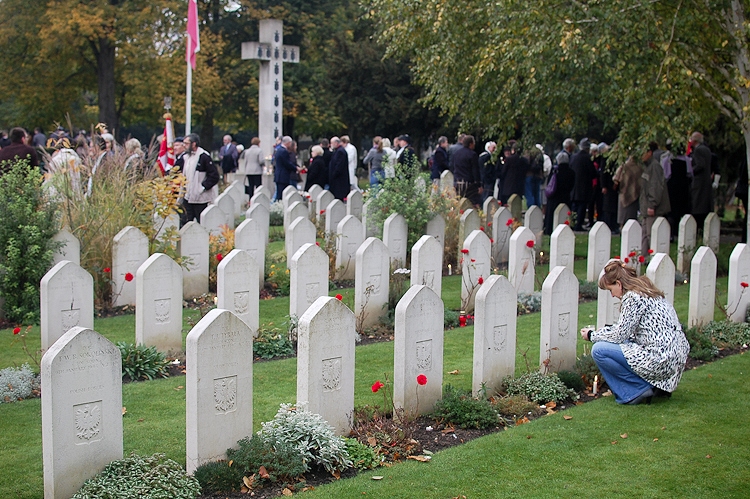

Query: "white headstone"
left=290, top=243, right=329, bottom=319
left=135, top=253, right=183, bottom=352
left=52, top=228, right=80, bottom=266
left=361, top=198, right=378, bottom=239
left=587, top=221, right=611, bottom=282
left=297, top=296, right=355, bottom=435
left=355, top=238, right=390, bottom=330
left=178, top=221, right=209, bottom=299
left=186, top=309, right=253, bottom=473
left=316, top=190, right=335, bottom=222
left=394, top=285, right=444, bottom=415
left=507, top=194, right=522, bottom=221
left=646, top=252, right=675, bottom=305
left=112, top=226, right=149, bottom=307
left=283, top=190, right=305, bottom=219
left=492, top=206, right=513, bottom=265
left=553, top=203, right=570, bottom=230
left=461, top=229, right=491, bottom=313
left=688, top=246, right=717, bottom=327
left=472, top=275, right=517, bottom=395
left=621, top=219, right=642, bottom=259
left=411, top=235, right=443, bottom=298
left=597, top=259, right=622, bottom=329
left=483, top=197, right=499, bottom=227
left=282, top=184, right=298, bottom=201
left=703, top=212, right=720, bottom=254
left=650, top=216, right=671, bottom=255
left=540, top=266, right=579, bottom=372
left=250, top=190, right=270, bottom=212
left=324, top=199, right=347, bottom=236
left=214, top=192, right=236, bottom=228
left=284, top=200, right=308, bottom=231
left=425, top=213, right=446, bottom=250
left=245, top=203, right=270, bottom=247
left=307, top=184, right=323, bottom=213
left=524, top=205, right=544, bottom=249
left=336, top=215, right=364, bottom=280
left=677, top=214, right=697, bottom=274
left=440, top=170, right=454, bottom=192
left=42, top=327, right=122, bottom=499
left=154, top=212, right=180, bottom=241
left=41, top=261, right=94, bottom=351
left=549, top=224, right=575, bottom=273
left=217, top=249, right=259, bottom=334
left=383, top=212, right=408, bottom=266
left=457, top=197, right=473, bottom=214
left=226, top=180, right=245, bottom=214
left=508, top=226, right=536, bottom=294
left=254, top=184, right=271, bottom=200
left=200, top=204, right=228, bottom=237
left=235, top=218, right=266, bottom=289
left=286, top=216, right=317, bottom=268
left=346, top=190, right=363, bottom=220
left=727, top=243, right=750, bottom=322
left=458, top=209, right=481, bottom=254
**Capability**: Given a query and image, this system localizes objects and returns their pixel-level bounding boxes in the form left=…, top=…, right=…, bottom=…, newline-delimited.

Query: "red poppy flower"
left=216, top=253, right=223, bottom=262
left=624, top=257, right=629, bottom=264
left=103, top=267, right=111, bottom=273
left=480, top=226, right=485, bottom=231
left=478, top=276, right=484, bottom=285
left=461, top=248, right=469, bottom=254
left=638, top=255, right=645, bottom=263
left=343, top=197, right=348, bottom=202
left=335, top=294, right=343, bottom=300
left=490, top=238, right=494, bottom=243
left=319, top=209, right=325, bottom=215
left=315, top=242, right=320, bottom=246
left=470, top=258, right=476, bottom=263
left=371, top=380, right=384, bottom=393
left=526, top=240, right=535, bottom=248
left=416, top=374, right=428, bottom=385
left=13, top=327, right=20, bottom=335
left=125, top=272, right=134, bottom=282
left=614, top=255, right=620, bottom=259
left=567, top=211, right=571, bottom=216
left=742, top=282, right=749, bottom=288
left=459, top=210, right=465, bottom=215
left=648, top=249, right=654, bottom=254
left=459, top=257, right=464, bottom=265
left=488, top=222, right=493, bottom=227
left=505, top=218, right=513, bottom=227
left=628, top=251, right=636, bottom=257
left=564, top=220, right=570, bottom=225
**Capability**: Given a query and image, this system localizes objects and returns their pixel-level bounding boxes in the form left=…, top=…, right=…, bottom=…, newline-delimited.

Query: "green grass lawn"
left=0, top=233, right=742, bottom=498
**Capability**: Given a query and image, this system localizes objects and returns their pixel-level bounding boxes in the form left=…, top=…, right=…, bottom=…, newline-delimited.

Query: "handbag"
left=544, top=167, right=558, bottom=197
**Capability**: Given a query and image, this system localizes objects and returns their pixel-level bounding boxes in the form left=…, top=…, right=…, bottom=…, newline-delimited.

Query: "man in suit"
left=328, top=136, right=350, bottom=200
left=273, top=136, right=300, bottom=201
left=219, top=134, right=238, bottom=179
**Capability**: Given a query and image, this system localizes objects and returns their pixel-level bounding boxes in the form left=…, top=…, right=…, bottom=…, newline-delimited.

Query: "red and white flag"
left=186, top=0, right=200, bottom=69
left=157, top=115, right=175, bottom=175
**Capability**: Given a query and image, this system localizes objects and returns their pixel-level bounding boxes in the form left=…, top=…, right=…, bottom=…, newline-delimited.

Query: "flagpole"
left=186, top=62, right=192, bottom=136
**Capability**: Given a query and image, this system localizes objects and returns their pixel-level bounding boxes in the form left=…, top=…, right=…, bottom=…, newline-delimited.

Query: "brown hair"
left=598, top=260, right=664, bottom=299
left=373, top=136, right=382, bottom=153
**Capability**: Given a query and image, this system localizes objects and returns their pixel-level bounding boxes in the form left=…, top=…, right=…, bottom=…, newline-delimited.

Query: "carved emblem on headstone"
left=306, top=282, right=320, bottom=304
left=233, top=291, right=249, bottom=314
left=558, top=312, right=570, bottom=337
left=214, top=376, right=237, bottom=414
left=368, top=274, right=381, bottom=295
left=422, top=270, right=434, bottom=288
left=154, top=298, right=171, bottom=323
left=416, top=339, right=432, bottom=371
left=322, top=357, right=342, bottom=392
left=74, top=402, right=102, bottom=442
left=493, top=324, right=508, bottom=352
left=61, top=309, right=81, bottom=331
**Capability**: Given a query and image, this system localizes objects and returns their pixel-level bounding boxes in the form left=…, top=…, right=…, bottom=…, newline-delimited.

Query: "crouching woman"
left=581, top=260, right=690, bottom=405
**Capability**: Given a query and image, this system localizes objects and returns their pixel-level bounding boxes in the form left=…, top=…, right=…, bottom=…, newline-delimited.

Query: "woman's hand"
left=580, top=327, right=593, bottom=341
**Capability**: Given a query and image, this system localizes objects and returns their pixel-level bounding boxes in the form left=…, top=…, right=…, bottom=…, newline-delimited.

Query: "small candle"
left=448, top=264, right=452, bottom=276
left=593, top=375, right=599, bottom=395
left=459, top=315, right=467, bottom=327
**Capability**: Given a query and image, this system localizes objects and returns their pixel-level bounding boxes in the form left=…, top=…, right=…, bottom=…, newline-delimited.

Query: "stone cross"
left=242, top=19, right=300, bottom=159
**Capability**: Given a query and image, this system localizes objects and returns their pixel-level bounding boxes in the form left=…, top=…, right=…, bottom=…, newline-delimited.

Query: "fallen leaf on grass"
left=441, top=427, right=455, bottom=434
left=258, top=466, right=270, bottom=479
left=708, top=374, right=713, bottom=378
left=137, top=418, right=144, bottom=423
left=371, top=476, right=384, bottom=480
left=174, top=386, right=184, bottom=391
left=448, top=369, right=460, bottom=375
left=563, top=415, right=573, bottom=420
left=407, top=455, right=432, bottom=462
left=333, top=470, right=341, bottom=479
left=545, top=401, right=557, bottom=409
left=301, top=486, right=314, bottom=492
left=122, top=407, right=127, bottom=415
left=243, top=475, right=255, bottom=488
left=611, top=441, right=618, bottom=445
left=367, top=437, right=377, bottom=446
left=516, top=417, right=530, bottom=426
left=282, top=487, right=293, bottom=496
left=526, top=435, right=532, bottom=439
left=602, top=390, right=613, bottom=397
left=620, top=433, right=628, bottom=439
left=653, top=438, right=659, bottom=442
left=706, top=455, right=712, bottom=459
left=661, top=426, right=666, bottom=430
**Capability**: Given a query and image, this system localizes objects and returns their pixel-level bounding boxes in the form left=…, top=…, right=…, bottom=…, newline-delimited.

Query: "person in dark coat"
left=543, top=160, right=576, bottom=235
left=304, top=144, right=328, bottom=192
left=570, top=137, right=596, bottom=230
left=452, top=134, right=482, bottom=206
left=430, top=136, right=449, bottom=182
left=598, top=143, right=619, bottom=234
left=497, top=141, right=528, bottom=204
left=689, top=131, right=713, bottom=229
left=273, top=136, right=299, bottom=200
left=666, top=143, right=692, bottom=238
left=328, top=136, right=350, bottom=200
left=0, top=127, right=39, bottom=173
left=479, top=141, right=497, bottom=202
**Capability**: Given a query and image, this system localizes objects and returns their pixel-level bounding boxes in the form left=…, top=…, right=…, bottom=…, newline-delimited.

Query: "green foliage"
left=259, top=403, right=352, bottom=474
left=495, top=394, right=543, bottom=418
left=265, top=254, right=291, bottom=296
left=253, top=327, right=295, bottom=360
left=192, top=460, right=244, bottom=495
left=517, top=292, right=542, bottom=315
left=444, top=309, right=460, bottom=329
left=344, top=438, right=380, bottom=470
left=575, top=354, right=602, bottom=385
left=684, top=325, right=719, bottom=361
left=0, top=364, right=39, bottom=404
left=388, top=265, right=411, bottom=310
left=269, top=201, right=284, bottom=226
left=226, top=434, right=306, bottom=485
left=578, top=280, right=599, bottom=300
left=556, top=370, right=586, bottom=393
left=503, top=372, right=578, bottom=405
left=116, top=342, right=169, bottom=381
left=431, top=385, right=499, bottom=430
left=699, top=320, right=750, bottom=347
left=0, top=160, right=59, bottom=324
left=71, top=452, right=201, bottom=499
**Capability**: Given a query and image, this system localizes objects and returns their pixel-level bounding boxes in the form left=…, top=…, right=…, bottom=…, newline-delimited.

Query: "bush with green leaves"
left=71, top=452, right=200, bottom=499
left=269, top=200, right=284, bottom=226
left=226, top=434, right=306, bottom=485
left=259, top=403, right=352, bottom=474
left=517, top=292, right=542, bottom=314
left=0, top=160, right=60, bottom=324
left=344, top=437, right=380, bottom=470
left=265, top=252, right=290, bottom=295
left=496, top=394, right=544, bottom=418
left=117, top=342, right=169, bottom=381
left=556, top=370, right=586, bottom=392
left=432, top=385, right=499, bottom=429
left=254, top=327, right=295, bottom=359
left=575, top=354, right=601, bottom=385
left=578, top=279, right=599, bottom=300
left=0, top=364, right=40, bottom=403
left=684, top=324, right=719, bottom=361
left=192, top=460, right=245, bottom=495
left=444, top=309, right=460, bottom=328
left=699, top=320, right=750, bottom=347
left=503, top=372, right=578, bottom=404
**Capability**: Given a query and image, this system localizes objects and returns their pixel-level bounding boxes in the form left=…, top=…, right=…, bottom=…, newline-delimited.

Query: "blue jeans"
left=370, top=170, right=385, bottom=187
left=591, top=341, right=653, bottom=404
left=525, top=176, right=542, bottom=207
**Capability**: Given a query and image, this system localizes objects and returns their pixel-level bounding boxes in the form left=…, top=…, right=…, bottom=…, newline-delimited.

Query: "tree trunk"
left=744, top=128, right=750, bottom=242
left=200, top=107, right=214, bottom=152
left=97, top=37, right=118, bottom=135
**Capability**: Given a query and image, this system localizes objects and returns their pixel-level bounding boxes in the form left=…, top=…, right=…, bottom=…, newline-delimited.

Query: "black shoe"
left=626, top=388, right=654, bottom=405
left=653, top=388, right=672, bottom=398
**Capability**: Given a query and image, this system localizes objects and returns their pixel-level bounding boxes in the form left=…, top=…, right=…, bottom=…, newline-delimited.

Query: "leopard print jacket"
left=591, top=291, right=690, bottom=392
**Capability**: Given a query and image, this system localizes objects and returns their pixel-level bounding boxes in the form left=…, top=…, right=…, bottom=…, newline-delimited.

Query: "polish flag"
left=157, top=114, right=175, bottom=175
left=186, top=0, right=200, bottom=69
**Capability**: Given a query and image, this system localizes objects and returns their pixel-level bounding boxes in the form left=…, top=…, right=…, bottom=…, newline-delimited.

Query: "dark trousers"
left=572, top=201, right=588, bottom=230
left=246, top=175, right=262, bottom=195
left=182, top=202, right=209, bottom=227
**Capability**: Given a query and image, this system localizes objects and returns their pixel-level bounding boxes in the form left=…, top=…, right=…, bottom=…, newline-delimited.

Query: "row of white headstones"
left=40, top=182, right=739, bottom=498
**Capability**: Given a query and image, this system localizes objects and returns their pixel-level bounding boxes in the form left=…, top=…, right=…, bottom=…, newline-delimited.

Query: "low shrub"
left=192, top=460, right=244, bottom=495
left=259, top=403, right=351, bottom=474
left=431, top=385, right=499, bottom=429
left=684, top=325, right=719, bottom=361
left=578, top=279, right=599, bottom=300
left=71, top=452, right=201, bottom=499
left=575, top=354, right=601, bottom=386
left=344, top=437, right=380, bottom=470
left=495, top=394, right=544, bottom=418
left=265, top=252, right=290, bottom=296
left=117, top=342, right=169, bottom=381
left=0, top=364, right=40, bottom=403
left=444, top=309, right=460, bottom=329
left=503, top=372, right=578, bottom=404
left=226, top=434, right=306, bottom=485
left=700, top=320, right=750, bottom=347
left=350, top=407, right=421, bottom=461
left=556, top=370, right=586, bottom=392
left=253, top=327, right=295, bottom=360
left=517, top=292, right=542, bottom=315
left=269, top=201, right=284, bottom=226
